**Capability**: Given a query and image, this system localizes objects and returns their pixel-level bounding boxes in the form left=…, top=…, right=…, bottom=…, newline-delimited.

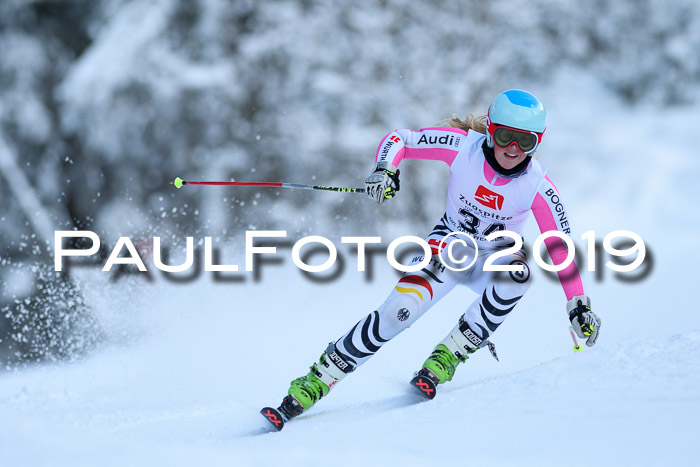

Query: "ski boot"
left=261, top=342, right=354, bottom=430
left=410, top=317, right=484, bottom=399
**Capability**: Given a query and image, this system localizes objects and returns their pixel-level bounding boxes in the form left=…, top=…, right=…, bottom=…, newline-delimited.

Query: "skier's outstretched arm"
left=531, top=175, right=601, bottom=346
left=366, top=127, right=467, bottom=204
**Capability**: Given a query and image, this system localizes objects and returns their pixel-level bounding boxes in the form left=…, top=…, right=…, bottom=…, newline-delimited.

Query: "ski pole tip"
left=573, top=344, right=583, bottom=353
left=173, top=177, right=184, bottom=189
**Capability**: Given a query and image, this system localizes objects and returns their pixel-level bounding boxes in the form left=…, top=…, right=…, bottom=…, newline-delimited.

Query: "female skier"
left=263, top=89, right=601, bottom=426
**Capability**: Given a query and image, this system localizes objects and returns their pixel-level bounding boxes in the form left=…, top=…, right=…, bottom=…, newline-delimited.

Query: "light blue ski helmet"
left=486, top=90, right=546, bottom=148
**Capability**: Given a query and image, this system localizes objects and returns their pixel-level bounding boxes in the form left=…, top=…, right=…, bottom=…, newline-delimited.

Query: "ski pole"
left=171, top=177, right=365, bottom=194
left=569, top=326, right=583, bottom=352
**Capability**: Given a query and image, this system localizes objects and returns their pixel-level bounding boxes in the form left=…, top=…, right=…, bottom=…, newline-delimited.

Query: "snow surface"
left=0, top=262, right=698, bottom=466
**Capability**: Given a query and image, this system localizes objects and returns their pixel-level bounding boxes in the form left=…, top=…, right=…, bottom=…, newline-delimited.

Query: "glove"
left=566, top=295, right=601, bottom=347
left=365, top=162, right=400, bottom=204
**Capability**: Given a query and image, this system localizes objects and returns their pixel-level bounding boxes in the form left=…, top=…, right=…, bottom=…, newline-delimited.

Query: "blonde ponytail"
left=439, top=114, right=488, bottom=134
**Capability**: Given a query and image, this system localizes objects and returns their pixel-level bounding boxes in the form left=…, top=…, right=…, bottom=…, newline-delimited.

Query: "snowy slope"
left=0, top=254, right=699, bottom=467
left=1, top=280, right=697, bottom=467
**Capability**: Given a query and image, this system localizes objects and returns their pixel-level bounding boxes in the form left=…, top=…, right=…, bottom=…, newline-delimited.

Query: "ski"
left=260, top=395, right=305, bottom=431
left=260, top=406, right=286, bottom=431
left=409, top=370, right=438, bottom=400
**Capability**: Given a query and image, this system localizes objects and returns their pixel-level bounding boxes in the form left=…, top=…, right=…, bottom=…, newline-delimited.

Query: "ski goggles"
left=490, top=125, right=544, bottom=154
